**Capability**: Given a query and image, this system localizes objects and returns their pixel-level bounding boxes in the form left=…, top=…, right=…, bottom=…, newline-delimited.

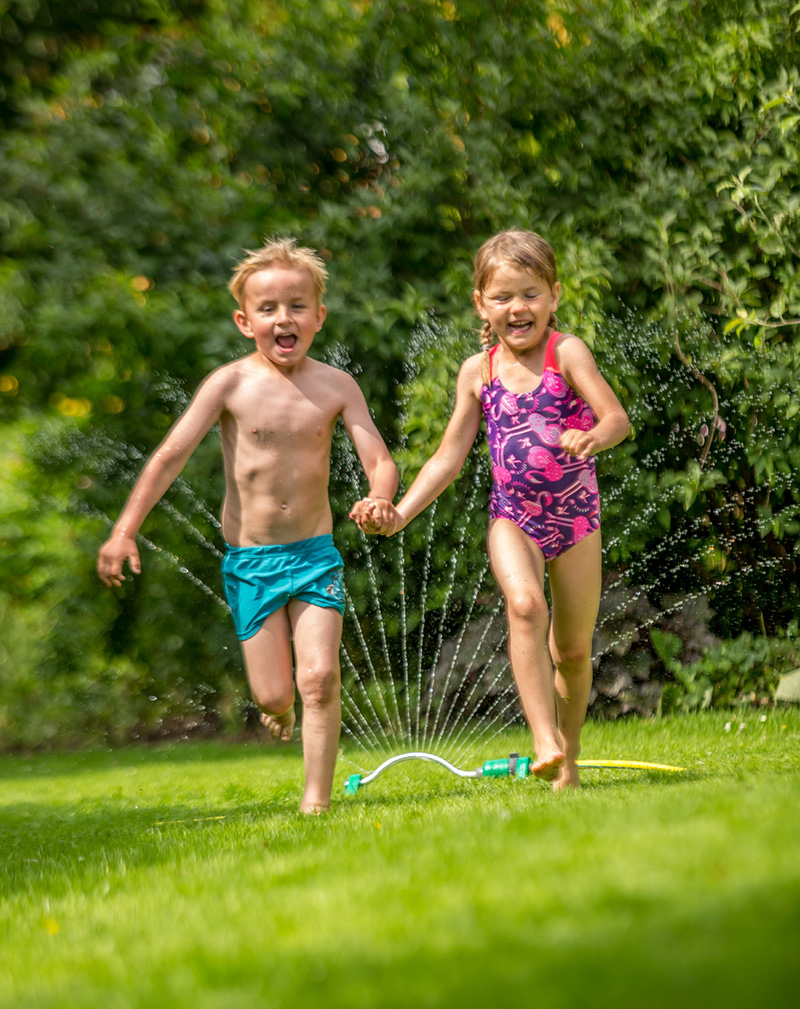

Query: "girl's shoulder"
left=553, top=332, right=595, bottom=368
left=460, top=350, right=485, bottom=373
left=458, top=351, right=486, bottom=391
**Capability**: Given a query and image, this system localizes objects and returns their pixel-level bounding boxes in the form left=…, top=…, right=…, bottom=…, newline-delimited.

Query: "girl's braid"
left=479, top=319, right=494, bottom=385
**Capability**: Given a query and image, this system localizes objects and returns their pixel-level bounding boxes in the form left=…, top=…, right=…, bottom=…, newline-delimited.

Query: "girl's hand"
left=559, top=428, right=601, bottom=460
left=349, top=498, right=402, bottom=536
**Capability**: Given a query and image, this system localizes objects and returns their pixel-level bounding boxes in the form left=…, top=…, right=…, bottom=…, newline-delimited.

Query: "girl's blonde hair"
left=229, top=237, right=328, bottom=308
left=474, top=230, right=559, bottom=383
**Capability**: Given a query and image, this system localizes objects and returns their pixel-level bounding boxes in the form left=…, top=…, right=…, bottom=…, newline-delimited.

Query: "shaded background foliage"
left=1, top=0, right=799, bottom=746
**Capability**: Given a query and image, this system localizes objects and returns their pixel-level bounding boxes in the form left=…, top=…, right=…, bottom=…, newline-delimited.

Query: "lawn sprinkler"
left=344, top=751, right=686, bottom=795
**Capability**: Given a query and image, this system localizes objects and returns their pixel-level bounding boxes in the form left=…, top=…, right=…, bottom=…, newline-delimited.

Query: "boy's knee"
left=297, top=662, right=340, bottom=708
left=253, top=684, right=295, bottom=716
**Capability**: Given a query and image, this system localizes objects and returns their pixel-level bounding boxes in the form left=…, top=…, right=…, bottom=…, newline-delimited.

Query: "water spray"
left=344, top=751, right=686, bottom=795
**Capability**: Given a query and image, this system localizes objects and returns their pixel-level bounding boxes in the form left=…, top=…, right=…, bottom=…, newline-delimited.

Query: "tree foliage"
left=1, top=0, right=799, bottom=743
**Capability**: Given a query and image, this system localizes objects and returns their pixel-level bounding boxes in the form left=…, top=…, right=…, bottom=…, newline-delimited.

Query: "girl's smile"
left=474, top=263, right=561, bottom=352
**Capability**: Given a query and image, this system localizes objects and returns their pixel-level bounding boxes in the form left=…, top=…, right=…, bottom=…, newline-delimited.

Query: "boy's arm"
left=339, top=374, right=399, bottom=506
left=362, top=357, right=483, bottom=536
left=557, top=337, right=630, bottom=459
left=97, top=370, right=230, bottom=586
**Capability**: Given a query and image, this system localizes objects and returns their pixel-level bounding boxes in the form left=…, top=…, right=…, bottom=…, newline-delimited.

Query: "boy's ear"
left=233, top=309, right=254, bottom=339
left=315, top=303, right=327, bottom=332
left=473, top=289, right=488, bottom=321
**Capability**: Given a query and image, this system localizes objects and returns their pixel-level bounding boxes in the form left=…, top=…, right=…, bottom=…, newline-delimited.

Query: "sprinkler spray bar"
left=344, top=752, right=685, bottom=795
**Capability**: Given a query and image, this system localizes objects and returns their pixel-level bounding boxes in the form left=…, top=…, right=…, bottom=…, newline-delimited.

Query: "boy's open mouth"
left=276, top=334, right=298, bottom=350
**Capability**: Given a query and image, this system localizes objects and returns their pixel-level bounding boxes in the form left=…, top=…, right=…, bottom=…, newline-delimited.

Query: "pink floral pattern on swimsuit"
left=481, top=333, right=600, bottom=560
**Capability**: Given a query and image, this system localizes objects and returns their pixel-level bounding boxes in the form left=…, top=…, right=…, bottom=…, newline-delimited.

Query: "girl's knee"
left=552, top=639, right=593, bottom=675
left=505, top=590, right=549, bottom=627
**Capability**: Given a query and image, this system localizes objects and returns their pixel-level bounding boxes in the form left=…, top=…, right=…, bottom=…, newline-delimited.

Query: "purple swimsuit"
left=481, top=332, right=600, bottom=560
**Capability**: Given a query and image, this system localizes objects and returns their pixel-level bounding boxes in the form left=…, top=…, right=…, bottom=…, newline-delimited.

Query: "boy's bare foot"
left=552, top=761, right=581, bottom=791
left=532, top=749, right=566, bottom=782
left=259, top=706, right=295, bottom=741
left=300, top=801, right=330, bottom=815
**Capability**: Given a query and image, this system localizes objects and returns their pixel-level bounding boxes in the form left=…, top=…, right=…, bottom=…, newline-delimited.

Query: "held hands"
left=559, top=427, right=601, bottom=460
left=349, top=497, right=402, bottom=537
left=97, top=533, right=141, bottom=587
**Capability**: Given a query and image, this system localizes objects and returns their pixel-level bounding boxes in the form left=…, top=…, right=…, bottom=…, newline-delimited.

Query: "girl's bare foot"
left=532, top=749, right=566, bottom=781
left=552, top=761, right=581, bottom=791
left=259, top=706, right=296, bottom=741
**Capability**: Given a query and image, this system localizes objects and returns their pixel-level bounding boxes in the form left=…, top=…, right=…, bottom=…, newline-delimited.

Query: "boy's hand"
left=349, top=497, right=402, bottom=536
left=97, top=534, right=141, bottom=587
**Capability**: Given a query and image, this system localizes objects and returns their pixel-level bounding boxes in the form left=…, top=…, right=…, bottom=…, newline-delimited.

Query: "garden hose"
left=344, top=752, right=685, bottom=794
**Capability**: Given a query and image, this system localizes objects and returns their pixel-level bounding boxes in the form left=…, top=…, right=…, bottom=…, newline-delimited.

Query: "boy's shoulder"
left=306, top=357, right=362, bottom=391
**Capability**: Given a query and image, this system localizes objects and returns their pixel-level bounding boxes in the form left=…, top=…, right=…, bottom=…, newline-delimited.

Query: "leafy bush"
left=655, top=624, right=800, bottom=712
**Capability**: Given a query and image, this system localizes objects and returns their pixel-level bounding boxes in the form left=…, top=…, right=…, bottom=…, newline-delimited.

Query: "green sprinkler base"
left=345, top=774, right=363, bottom=795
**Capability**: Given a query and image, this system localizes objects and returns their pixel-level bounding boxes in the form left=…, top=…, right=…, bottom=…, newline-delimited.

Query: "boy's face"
left=233, top=266, right=326, bottom=368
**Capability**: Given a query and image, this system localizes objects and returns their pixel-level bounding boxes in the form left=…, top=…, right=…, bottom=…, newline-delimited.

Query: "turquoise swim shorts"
left=221, top=534, right=345, bottom=641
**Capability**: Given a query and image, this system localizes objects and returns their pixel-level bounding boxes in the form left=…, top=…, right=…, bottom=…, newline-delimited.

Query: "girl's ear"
left=473, top=289, right=489, bottom=320
left=551, top=281, right=562, bottom=312
left=233, top=309, right=254, bottom=339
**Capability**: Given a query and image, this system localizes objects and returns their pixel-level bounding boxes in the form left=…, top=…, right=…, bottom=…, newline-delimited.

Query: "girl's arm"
left=383, top=356, right=483, bottom=535
left=557, top=336, right=630, bottom=459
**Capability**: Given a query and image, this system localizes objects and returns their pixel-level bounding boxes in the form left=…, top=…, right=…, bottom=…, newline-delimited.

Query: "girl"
left=353, top=231, right=629, bottom=790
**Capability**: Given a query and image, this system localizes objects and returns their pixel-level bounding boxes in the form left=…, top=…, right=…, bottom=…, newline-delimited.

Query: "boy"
left=98, top=238, right=398, bottom=812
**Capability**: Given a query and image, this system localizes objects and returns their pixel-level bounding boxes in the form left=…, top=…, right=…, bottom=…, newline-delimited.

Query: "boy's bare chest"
left=224, top=376, right=340, bottom=447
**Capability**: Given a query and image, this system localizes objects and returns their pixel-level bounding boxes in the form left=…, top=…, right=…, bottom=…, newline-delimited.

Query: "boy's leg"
left=548, top=529, right=602, bottom=790
left=287, top=599, right=343, bottom=813
left=240, top=606, right=297, bottom=741
left=486, top=518, right=565, bottom=781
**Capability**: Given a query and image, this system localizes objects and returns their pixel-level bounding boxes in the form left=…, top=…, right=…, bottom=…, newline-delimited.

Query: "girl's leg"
left=548, top=529, right=602, bottom=790
left=240, top=606, right=297, bottom=740
left=487, top=518, right=565, bottom=780
left=288, top=600, right=343, bottom=813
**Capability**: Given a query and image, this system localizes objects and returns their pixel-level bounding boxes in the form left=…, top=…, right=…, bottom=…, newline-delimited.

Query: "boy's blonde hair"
left=229, top=237, right=328, bottom=308
left=474, top=230, right=559, bottom=383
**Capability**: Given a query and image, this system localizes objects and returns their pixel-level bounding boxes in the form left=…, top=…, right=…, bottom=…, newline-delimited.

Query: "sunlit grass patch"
left=1, top=711, right=798, bottom=1009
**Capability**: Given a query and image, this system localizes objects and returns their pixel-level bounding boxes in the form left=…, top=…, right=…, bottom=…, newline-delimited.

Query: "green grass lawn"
left=1, top=710, right=798, bottom=1009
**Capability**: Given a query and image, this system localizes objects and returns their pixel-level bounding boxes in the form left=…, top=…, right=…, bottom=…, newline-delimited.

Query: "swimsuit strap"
left=543, top=331, right=562, bottom=373
left=488, top=343, right=500, bottom=383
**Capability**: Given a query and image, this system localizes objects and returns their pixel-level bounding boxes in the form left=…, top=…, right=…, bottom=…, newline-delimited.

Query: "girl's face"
left=474, top=263, right=560, bottom=352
